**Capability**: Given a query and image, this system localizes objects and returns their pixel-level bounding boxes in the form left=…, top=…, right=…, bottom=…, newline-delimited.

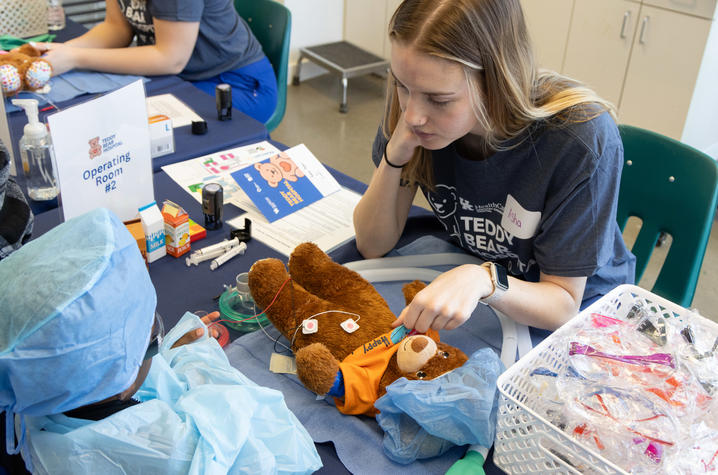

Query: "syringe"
left=210, top=242, right=247, bottom=271
left=194, top=237, right=240, bottom=257
left=186, top=247, right=226, bottom=266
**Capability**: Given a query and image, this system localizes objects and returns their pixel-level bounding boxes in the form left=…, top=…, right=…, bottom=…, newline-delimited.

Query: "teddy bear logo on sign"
left=88, top=137, right=102, bottom=160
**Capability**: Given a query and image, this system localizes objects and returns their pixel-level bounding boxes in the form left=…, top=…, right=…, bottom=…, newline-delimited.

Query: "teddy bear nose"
left=396, top=335, right=438, bottom=374
left=410, top=338, right=428, bottom=353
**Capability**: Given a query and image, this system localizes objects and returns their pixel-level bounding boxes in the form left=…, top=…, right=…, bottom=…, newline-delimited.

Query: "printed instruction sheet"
left=163, top=141, right=361, bottom=255
left=146, top=94, right=203, bottom=128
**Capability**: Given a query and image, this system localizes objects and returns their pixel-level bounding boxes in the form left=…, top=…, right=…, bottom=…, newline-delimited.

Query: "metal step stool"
left=292, top=41, right=389, bottom=113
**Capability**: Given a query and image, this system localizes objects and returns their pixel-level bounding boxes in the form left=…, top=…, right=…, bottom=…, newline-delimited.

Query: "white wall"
left=282, top=0, right=344, bottom=82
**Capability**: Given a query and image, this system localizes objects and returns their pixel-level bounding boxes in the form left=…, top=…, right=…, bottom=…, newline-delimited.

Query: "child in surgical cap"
left=0, top=208, right=322, bottom=475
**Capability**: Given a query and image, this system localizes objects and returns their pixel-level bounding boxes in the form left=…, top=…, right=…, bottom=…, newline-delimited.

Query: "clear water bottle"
left=47, top=0, right=66, bottom=31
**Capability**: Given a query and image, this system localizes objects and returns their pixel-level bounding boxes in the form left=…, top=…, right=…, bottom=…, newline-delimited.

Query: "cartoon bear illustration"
left=254, top=152, right=305, bottom=188
left=427, top=184, right=460, bottom=239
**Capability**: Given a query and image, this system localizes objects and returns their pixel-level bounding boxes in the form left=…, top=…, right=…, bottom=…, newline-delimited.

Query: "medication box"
left=148, top=114, right=174, bottom=159
left=138, top=201, right=166, bottom=263
left=188, top=218, right=206, bottom=242
left=161, top=200, right=190, bottom=257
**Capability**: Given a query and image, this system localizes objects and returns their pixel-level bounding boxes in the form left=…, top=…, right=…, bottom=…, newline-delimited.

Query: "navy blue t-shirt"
left=116, top=0, right=264, bottom=81
left=372, top=112, right=636, bottom=306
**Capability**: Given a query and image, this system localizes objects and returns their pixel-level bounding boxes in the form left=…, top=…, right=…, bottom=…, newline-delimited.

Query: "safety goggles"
left=144, top=312, right=165, bottom=360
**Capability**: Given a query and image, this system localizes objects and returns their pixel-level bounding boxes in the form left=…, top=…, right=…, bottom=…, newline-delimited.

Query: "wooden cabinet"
left=521, top=0, right=718, bottom=151
left=520, top=0, right=574, bottom=72
left=619, top=5, right=713, bottom=140
left=562, top=0, right=641, bottom=105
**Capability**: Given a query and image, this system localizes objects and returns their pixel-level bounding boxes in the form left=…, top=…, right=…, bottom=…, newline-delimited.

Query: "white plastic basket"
left=493, top=284, right=718, bottom=474
left=0, top=0, right=48, bottom=38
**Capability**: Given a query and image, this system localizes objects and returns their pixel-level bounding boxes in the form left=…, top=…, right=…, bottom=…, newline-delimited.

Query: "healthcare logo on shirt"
left=501, top=194, right=541, bottom=240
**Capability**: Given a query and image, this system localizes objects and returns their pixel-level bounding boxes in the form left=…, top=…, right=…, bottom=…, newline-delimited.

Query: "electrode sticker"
left=302, top=319, right=319, bottom=334
left=340, top=319, right=359, bottom=333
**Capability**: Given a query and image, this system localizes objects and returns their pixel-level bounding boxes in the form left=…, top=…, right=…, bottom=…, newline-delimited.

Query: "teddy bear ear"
left=0, top=64, right=22, bottom=96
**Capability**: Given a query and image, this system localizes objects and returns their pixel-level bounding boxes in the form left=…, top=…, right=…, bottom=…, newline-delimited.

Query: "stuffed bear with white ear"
left=248, top=242, right=469, bottom=416
left=0, top=43, right=53, bottom=97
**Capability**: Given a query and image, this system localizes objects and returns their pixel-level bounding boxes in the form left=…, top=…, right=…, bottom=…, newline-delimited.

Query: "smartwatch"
left=480, top=261, right=509, bottom=304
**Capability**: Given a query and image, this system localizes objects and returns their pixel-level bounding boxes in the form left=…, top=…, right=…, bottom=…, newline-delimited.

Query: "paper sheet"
left=163, top=141, right=362, bottom=256
left=146, top=94, right=203, bottom=128
left=230, top=144, right=342, bottom=222
left=227, top=186, right=361, bottom=257
left=162, top=141, right=281, bottom=203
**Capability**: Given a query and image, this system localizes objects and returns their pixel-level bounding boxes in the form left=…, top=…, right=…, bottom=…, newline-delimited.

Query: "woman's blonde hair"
left=384, top=0, right=616, bottom=189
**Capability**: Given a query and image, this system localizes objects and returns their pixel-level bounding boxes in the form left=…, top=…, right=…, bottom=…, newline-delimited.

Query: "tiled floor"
left=272, top=73, right=718, bottom=322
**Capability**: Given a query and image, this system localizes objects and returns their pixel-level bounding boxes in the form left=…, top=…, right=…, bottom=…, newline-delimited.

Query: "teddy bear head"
left=254, top=161, right=283, bottom=188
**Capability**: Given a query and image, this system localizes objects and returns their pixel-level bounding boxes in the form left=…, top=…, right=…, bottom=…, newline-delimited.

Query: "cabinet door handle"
left=639, top=16, right=649, bottom=44
left=620, top=11, right=631, bottom=39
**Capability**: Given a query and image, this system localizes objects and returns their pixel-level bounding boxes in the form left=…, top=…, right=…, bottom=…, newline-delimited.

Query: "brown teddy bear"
left=248, top=242, right=468, bottom=416
left=0, top=44, right=53, bottom=97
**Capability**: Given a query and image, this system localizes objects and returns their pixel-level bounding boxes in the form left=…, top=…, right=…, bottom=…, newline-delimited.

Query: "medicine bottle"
left=12, top=99, right=58, bottom=201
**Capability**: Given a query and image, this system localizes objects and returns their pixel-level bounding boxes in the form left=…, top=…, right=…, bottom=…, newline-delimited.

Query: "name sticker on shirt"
left=501, top=194, right=541, bottom=240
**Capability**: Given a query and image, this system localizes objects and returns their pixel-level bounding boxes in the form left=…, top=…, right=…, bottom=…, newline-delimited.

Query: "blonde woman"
left=354, top=0, right=635, bottom=335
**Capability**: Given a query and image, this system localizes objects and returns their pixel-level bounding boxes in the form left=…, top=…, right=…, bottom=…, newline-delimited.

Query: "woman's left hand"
left=392, top=264, right=493, bottom=333
left=35, top=42, right=76, bottom=76
left=171, top=311, right=221, bottom=349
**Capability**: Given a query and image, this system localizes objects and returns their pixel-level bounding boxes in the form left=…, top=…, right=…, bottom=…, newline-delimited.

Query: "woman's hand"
left=392, top=264, right=493, bottom=333
left=385, top=111, right=422, bottom=167
left=171, top=311, right=221, bottom=349
left=33, top=42, right=77, bottom=76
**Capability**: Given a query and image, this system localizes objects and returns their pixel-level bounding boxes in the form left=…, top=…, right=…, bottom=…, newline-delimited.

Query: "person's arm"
left=65, top=0, right=134, bottom=48
left=38, top=15, right=199, bottom=76
left=354, top=115, right=422, bottom=258
left=393, top=265, right=586, bottom=332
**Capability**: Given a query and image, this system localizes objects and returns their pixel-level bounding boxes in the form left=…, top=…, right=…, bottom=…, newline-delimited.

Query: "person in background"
left=0, top=208, right=321, bottom=475
left=32, top=0, right=277, bottom=124
left=354, top=0, right=635, bottom=336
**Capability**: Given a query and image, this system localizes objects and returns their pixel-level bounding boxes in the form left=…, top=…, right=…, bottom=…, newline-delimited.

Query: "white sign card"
left=48, top=80, right=154, bottom=221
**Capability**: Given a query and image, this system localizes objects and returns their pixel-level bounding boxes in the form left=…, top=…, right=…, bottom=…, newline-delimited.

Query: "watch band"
left=479, top=261, right=509, bottom=304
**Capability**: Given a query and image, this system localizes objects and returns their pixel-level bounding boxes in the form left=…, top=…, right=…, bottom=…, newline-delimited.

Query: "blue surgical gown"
left=20, top=313, right=322, bottom=474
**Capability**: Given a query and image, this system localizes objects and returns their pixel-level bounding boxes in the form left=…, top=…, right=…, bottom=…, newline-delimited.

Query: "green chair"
left=234, top=0, right=292, bottom=132
left=617, top=124, right=718, bottom=307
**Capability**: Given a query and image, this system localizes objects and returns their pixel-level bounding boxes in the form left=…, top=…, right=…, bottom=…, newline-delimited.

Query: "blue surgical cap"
left=0, top=208, right=156, bottom=421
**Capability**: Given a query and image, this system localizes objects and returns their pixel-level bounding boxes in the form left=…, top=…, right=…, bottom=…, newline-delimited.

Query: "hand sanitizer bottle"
left=11, top=99, right=58, bottom=201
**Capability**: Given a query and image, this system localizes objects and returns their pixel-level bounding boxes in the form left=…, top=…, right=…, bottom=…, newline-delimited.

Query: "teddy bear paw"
left=296, top=343, right=340, bottom=395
